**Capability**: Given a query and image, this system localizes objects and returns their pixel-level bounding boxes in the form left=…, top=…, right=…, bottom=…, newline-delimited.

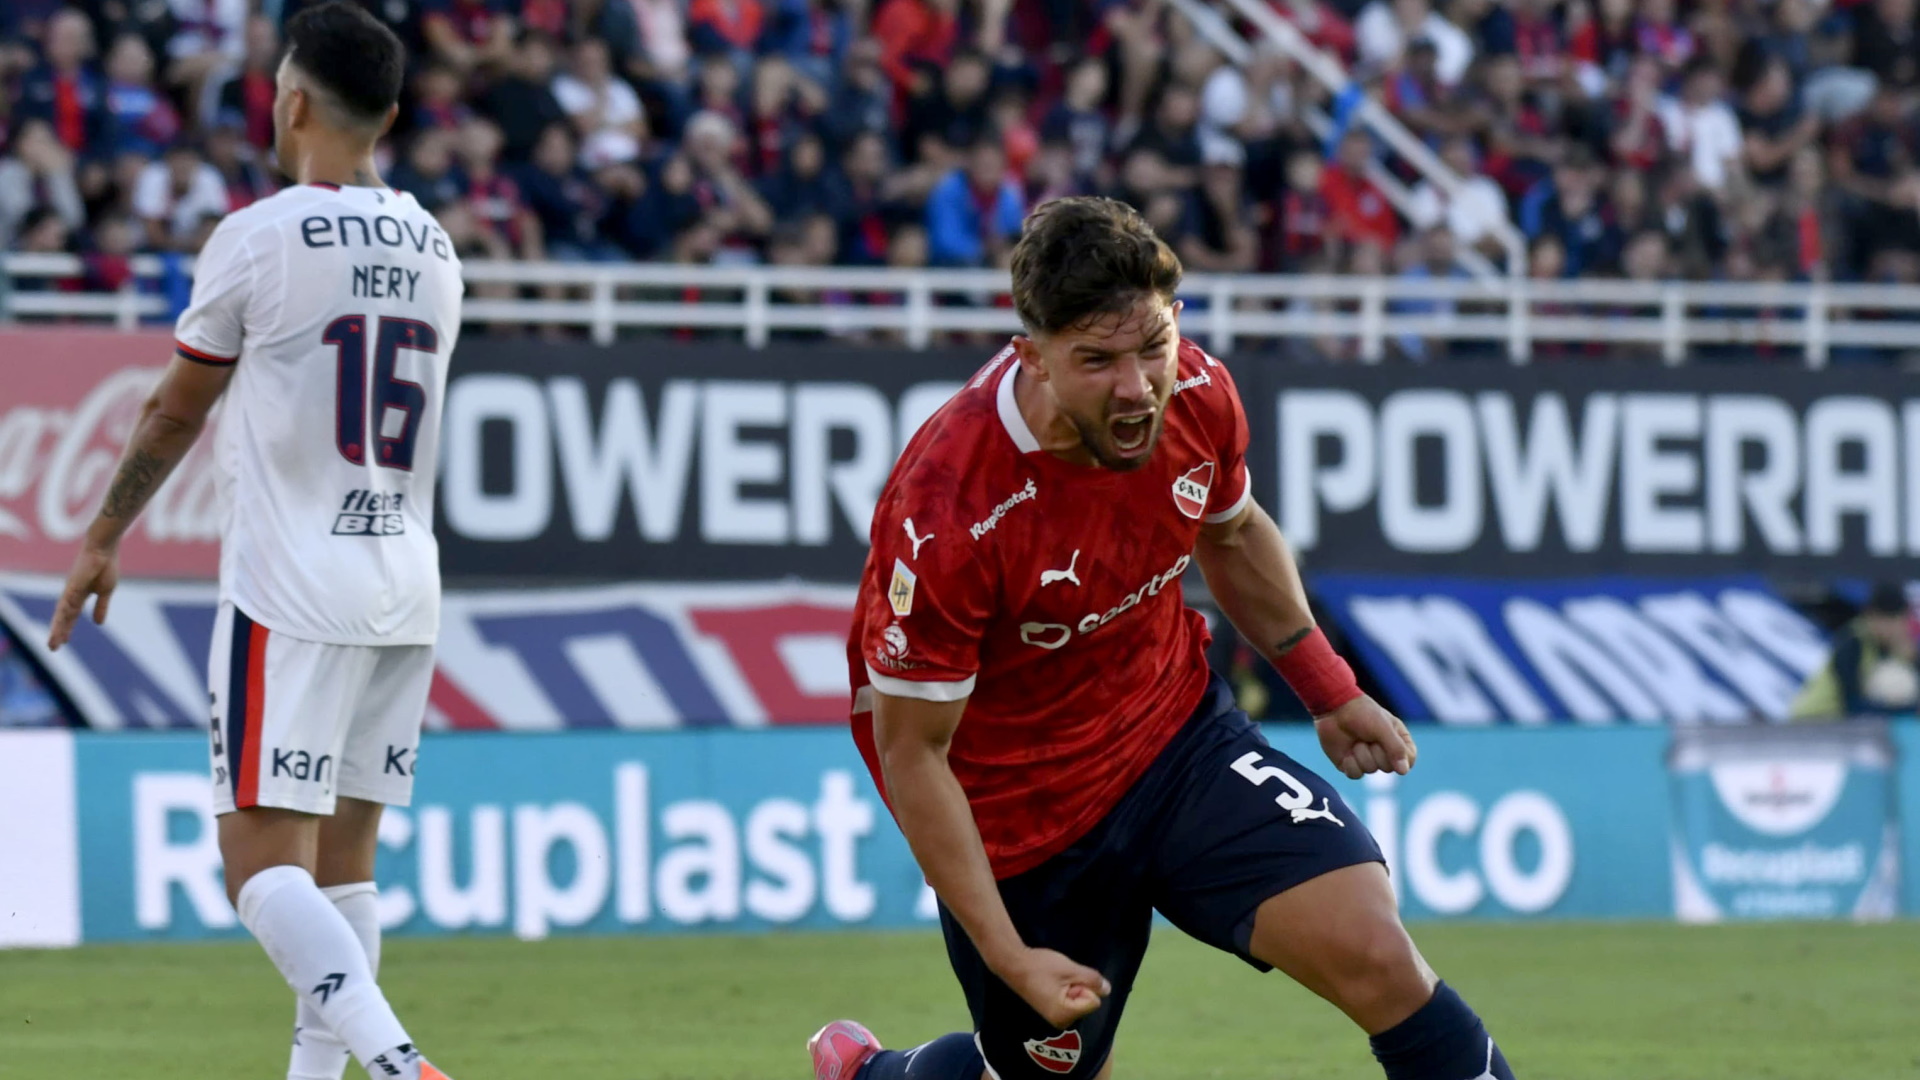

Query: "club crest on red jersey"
left=1172, top=462, right=1214, bottom=519
left=1023, top=1029, right=1082, bottom=1073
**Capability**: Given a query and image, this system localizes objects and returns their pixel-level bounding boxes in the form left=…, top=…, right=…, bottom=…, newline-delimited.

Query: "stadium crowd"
left=3, top=0, right=1920, bottom=297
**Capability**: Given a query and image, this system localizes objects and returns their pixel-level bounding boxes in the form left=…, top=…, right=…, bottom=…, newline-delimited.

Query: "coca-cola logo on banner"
left=0, top=332, right=223, bottom=578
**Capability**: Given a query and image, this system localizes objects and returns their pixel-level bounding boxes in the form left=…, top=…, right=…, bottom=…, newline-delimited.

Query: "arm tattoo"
left=101, top=448, right=167, bottom=521
left=1273, top=627, right=1313, bottom=656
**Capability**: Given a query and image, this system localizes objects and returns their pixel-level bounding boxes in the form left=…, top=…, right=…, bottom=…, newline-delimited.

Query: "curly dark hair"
left=1010, top=196, right=1183, bottom=336
left=284, top=2, right=405, bottom=125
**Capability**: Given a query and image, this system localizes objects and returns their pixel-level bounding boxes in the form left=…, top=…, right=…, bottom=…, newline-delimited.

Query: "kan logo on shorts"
left=1023, top=1029, right=1082, bottom=1074
left=1172, top=462, right=1213, bottom=519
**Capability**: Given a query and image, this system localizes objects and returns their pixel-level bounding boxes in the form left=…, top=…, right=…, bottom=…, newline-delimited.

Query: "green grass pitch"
left=3, top=922, right=1917, bottom=1079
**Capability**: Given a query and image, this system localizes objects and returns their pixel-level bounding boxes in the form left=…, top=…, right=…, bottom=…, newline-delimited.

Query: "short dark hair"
left=1009, top=197, right=1182, bottom=336
left=285, top=2, right=405, bottom=125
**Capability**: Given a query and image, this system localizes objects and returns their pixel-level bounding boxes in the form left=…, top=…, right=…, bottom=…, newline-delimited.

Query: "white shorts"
left=207, top=603, right=433, bottom=816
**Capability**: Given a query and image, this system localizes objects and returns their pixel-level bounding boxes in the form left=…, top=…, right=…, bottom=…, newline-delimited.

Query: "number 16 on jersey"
left=323, top=314, right=437, bottom=471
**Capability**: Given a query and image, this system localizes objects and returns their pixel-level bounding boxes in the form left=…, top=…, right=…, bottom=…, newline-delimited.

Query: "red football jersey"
left=847, top=337, right=1252, bottom=878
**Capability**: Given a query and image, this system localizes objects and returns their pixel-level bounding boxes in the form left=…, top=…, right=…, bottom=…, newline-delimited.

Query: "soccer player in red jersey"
left=809, top=197, right=1518, bottom=1080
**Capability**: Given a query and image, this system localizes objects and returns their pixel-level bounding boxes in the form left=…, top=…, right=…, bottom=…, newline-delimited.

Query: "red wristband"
left=1275, top=626, right=1362, bottom=716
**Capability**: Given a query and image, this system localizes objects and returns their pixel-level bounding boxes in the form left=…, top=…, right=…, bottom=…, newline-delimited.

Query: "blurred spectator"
left=1408, top=135, right=1508, bottom=256
left=208, top=16, right=280, bottom=151
left=164, top=0, right=248, bottom=100
left=820, top=37, right=895, bottom=153
left=205, top=113, right=273, bottom=210
left=103, top=33, right=182, bottom=158
left=1322, top=129, right=1400, bottom=251
left=1392, top=226, right=1471, bottom=360
left=1384, top=38, right=1471, bottom=141
left=1735, top=50, right=1819, bottom=191
left=16, top=9, right=111, bottom=157
left=420, top=0, right=517, bottom=76
left=687, top=0, right=764, bottom=63
left=873, top=0, right=960, bottom=93
left=482, top=32, right=569, bottom=164
left=1041, top=56, right=1111, bottom=183
left=744, top=56, right=827, bottom=178
left=1633, top=0, right=1695, bottom=78
left=518, top=123, right=621, bottom=260
left=830, top=130, right=922, bottom=265
left=925, top=138, right=1023, bottom=266
left=1178, top=136, right=1258, bottom=272
left=1571, top=0, right=1638, bottom=88
left=554, top=37, right=649, bottom=167
left=391, top=128, right=466, bottom=212
left=1356, top=0, right=1475, bottom=85
left=0, top=119, right=85, bottom=248
left=904, top=49, right=992, bottom=164
left=132, top=139, right=226, bottom=251
left=1271, top=148, right=1331, bottom=270
left=458, top=117, right=542, bottom=259
left=413, top=62, right=475, bottom=132
left=1660, top=58, right=1743, bottom=194
left=1520, top=148, right=1615, bottom=275
left=1127, top=82, right=1204, bottom=184
left=1791, top=583, right=1919, bottom=719
left=1473, top=52, right=1555, bottom=198
left=681, top=109, right=774, bottom=247
left=1850, top=0, right=1919, bottom=95
left=13, top=204, right=73, bottom=255
left=759, top=129, right=836, bottom=220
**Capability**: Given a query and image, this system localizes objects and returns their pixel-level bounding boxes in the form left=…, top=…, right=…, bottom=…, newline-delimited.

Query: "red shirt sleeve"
left=856, top=496, right=994, bottom=702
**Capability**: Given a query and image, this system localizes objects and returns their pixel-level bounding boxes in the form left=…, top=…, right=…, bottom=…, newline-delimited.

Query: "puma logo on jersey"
left=904, top=517, right=934, bottom=558
left=1290, top=798, right=1344, bottom=827
left=1040, top=551, right=1081, bottom=587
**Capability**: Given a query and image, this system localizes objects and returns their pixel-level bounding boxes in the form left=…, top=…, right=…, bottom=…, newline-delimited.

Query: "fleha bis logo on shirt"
left=1172, top=462, right=1214, bottom=519
left=889, top=559, right=917, bottom=616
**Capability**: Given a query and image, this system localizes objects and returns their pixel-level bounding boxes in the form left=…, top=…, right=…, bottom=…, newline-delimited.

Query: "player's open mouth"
left=1111, top=414, right=1152, bottom=453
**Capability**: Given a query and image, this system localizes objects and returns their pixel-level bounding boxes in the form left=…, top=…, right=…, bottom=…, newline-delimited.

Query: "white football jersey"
left=174, top=183, right=463, bottom=646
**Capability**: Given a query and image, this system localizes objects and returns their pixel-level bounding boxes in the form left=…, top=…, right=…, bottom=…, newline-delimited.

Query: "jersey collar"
left=995, top=361, right=1042, bottom=454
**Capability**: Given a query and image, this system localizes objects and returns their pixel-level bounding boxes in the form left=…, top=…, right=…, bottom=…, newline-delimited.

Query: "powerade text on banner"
left=1249, top=364, right=1920, bottom=577
left=9, top=333, right=1916, bottom=583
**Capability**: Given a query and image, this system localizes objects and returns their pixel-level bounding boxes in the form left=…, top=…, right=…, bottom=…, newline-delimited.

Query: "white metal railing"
left=5, top=253, right=1918, bottom=366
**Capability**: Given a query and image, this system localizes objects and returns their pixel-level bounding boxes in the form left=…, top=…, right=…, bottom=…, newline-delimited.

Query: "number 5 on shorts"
left=1231, top=751, right=1313, bottom=811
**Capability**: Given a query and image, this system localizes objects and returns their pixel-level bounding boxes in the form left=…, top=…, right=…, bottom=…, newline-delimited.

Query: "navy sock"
left=855, top=1032, right=983, bottom=1080
left=1368, top=981, right=1515, bottom=1080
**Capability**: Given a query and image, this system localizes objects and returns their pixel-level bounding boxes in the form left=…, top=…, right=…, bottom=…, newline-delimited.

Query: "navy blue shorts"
left=939, top=674, right=1384, bottom=1079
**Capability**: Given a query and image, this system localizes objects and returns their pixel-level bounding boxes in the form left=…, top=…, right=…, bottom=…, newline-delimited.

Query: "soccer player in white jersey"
left=47, top=6, right=461, bottom=1079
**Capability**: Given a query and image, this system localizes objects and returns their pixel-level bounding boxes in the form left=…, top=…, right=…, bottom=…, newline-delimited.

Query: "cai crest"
left=889, top=558, right=917, bottom=617
left=1172, top=461, right=1214, bottom=519
left=1023, top=1029, right=1082, bottom=1074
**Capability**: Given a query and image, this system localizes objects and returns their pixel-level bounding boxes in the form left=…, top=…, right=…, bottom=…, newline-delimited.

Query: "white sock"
left=236, top=866, right=419, bottom=1080
left=288, top=882, right=383, bottom=1080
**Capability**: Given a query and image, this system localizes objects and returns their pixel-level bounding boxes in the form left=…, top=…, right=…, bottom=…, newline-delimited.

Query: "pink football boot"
left=808, top=1019, right=884, bottom=1080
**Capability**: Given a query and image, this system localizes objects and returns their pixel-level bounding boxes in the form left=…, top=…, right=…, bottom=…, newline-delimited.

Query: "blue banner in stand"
left=1666, top=723, right=1900, bottom=922
left=1311, top=575, right=1832, bottom=725
left=4, top=721, right=1912, bottom=946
